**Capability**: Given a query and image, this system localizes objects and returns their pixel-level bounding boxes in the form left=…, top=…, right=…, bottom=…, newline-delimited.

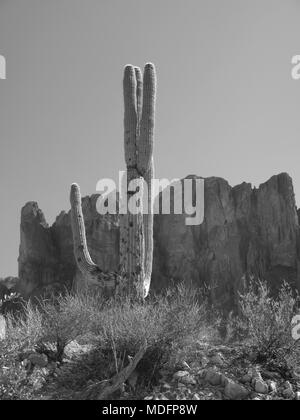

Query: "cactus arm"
left=120, top=65, right=137, bottom=276
left=123, top=65, right=138, bottom=169
left=137, top=63, right=156, bottom=297
left=70, top=183, right=117, bottom=291
left=138, top=63, right=156, bottom=176
left=135, top=66, right=143, bottom=135
left=70, top=183, right=97, bottom=271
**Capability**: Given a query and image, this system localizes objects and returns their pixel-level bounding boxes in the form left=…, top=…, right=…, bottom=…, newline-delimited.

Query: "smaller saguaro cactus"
left=70, top=63, right=156, bottom=299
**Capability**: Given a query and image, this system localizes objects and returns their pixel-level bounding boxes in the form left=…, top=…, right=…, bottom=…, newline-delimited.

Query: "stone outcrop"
left=18, top=202, right=61, bottom=298
left=152, top=173, right=300, bottom=309
left=18, top=173, right=300, bottom=308
left=18, top=196, right=119, bottom=298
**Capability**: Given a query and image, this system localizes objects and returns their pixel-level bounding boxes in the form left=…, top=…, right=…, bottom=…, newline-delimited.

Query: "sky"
left=0, top=0, right=300, bottom=277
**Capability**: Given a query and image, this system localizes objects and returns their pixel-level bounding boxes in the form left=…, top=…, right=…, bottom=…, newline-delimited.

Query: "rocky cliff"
left=18, top=173, right=300, bottom=309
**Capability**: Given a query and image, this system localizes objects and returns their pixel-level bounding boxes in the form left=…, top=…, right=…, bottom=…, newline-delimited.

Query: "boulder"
left=282, top=381, right=294, bottom=399
left=204, top=368, right=224, bottom=386
left=173, top=371, right=190, bottom=380
left=224, top=380, right=249, bottom=400
left=210, top=353, right=225, bottom=367
left=254, top=379, right=269, bottom=394
left=28, top=353, right=48, bottom=368
left=268, top=381, right=277, bottom=393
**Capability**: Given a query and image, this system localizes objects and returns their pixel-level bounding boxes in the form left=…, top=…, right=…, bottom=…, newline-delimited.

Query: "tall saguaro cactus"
left=70, top=63, right=156, bottom=299
left=120, top=63, right=156, bottom=297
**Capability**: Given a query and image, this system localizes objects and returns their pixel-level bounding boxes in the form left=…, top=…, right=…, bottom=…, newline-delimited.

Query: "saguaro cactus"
left=120, top=63, right=156, bottom=297
left=70, top=63, right=156, bottom=299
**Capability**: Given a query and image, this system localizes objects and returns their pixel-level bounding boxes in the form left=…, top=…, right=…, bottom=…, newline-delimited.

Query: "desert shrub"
left=5, top=301, right=44, bottom=354
left=236, top=280, right=299, bottom=369
left=0, top=283, right=214, bottom=398
left=0, top=302, right=44, bottom=400
left=4, top=291, right=96, bottom=362
left=36, top=292, right=94, bottom=361
left=87, top=282, right=210, bottom=387
left=0, top=292, right=97, bottom=399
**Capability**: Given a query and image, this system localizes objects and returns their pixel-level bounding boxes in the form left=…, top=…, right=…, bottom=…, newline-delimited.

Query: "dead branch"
left=82, top=340, right=147, bottom=400
left=96, top=340, right=147, bottom=400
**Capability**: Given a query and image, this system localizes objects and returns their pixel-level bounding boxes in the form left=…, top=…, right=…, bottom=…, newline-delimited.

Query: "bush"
left=235, top=280, right=299, bottom=370
left=0, top=302, right=44, bottom=400
left=5, top=301, right=44, bottom=353
left=87, top=282, right=209, bottom=386
left=4, top=291, right=94, bottom=361
left=0, top=283, right=212, bottom=398
left=44, top=282, right=211, bottom=397
left=37, top=293, right=92, bottom=361
left=0, top=291, right=99, bottom=399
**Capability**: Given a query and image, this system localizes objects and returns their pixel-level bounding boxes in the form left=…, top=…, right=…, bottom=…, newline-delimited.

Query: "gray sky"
left=0, top=0, right=300, bottom=276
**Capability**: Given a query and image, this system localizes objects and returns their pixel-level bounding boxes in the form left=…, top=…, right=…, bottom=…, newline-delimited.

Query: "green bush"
left=5, top=301, right=44, bottom=353
left=0, top=291, right=100, bottom=399
left=235, top=280, right=299, bottom=369
left=0, top=302, right=43, bottom=400
left=37, top=293, right=92, bottom=361
left=4, top=291, right=94, bottom=361
left=0, top=283, right=212, bottom=398
left=88, top=283, right=209, bottom=385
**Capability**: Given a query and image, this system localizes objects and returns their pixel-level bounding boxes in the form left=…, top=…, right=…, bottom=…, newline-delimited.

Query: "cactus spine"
left=70, top=63, right=156, bottom=299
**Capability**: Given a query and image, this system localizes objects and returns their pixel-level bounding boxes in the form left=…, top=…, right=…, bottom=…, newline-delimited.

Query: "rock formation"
left=18, top=173, right=300, bottom=309
left=152, top=173, right=300, bottom=310
left=18, top=195, right=119, bottom=298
